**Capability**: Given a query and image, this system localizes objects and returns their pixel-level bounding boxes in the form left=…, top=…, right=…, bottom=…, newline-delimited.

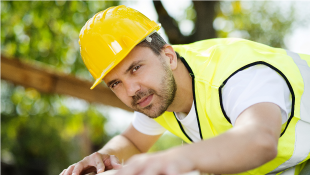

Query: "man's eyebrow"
left=124, top=60, right=143, bottom=74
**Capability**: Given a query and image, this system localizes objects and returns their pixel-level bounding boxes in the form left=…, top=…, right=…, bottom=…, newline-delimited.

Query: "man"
left=61, top=5, right=310, bottom=175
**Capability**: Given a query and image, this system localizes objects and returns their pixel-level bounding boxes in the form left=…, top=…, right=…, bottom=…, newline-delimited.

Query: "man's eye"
left=111, top=81, right=120, bottom=89
left=132, top=65, right=141, bottom=73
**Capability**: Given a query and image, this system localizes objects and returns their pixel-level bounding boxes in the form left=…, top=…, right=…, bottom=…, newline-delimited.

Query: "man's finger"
left=92, top=153, right=106, bottom=173
left=72, top=161, right=88, bottom=175
left=59, top=169, right=66, bottom=175
left=110, top=155, right=122, bottom=170
left=64, top=164, right=75, bottom=175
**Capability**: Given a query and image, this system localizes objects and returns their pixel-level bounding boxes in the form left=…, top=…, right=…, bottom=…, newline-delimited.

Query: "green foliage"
left=171, top=1, right=298, bottom=48
left=149, top=132, right=183, bottom=153
left=1, top=1, right=120, bottom=174
left=214, top=1, right=296, bottom=48
left=1, top=80, right=110, bottom=174
left=1, top=1, right=119, bottom=78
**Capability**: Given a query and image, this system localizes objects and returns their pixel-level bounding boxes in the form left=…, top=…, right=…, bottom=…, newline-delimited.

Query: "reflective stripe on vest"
left=269, top=51, right=310, bottom=174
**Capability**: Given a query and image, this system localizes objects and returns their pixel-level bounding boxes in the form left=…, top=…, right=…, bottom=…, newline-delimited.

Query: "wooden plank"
left=1, top=56, right=131, bottom=111
left=1, top=57, right=56, bottom=93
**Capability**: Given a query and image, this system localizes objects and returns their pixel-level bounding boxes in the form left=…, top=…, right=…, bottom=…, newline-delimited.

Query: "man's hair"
left=137, top=32, right=181, bottom=59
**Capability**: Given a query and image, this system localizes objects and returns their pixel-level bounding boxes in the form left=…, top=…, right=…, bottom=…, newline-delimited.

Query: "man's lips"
left=137, top=94, right=153, bottom=108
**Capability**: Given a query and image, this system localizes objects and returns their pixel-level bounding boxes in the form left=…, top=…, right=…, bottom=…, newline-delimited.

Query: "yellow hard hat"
left=79, top=5, right=161, bottom=89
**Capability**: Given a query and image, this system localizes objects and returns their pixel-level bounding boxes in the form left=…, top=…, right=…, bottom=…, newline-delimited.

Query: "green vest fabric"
left=154, top=38, right=310, bottom=175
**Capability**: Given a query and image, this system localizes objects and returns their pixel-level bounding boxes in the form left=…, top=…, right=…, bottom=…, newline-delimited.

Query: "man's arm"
left=61, top=124, right=161, bottom=175
left=115, top=102, right=282, bottom=175
left=98, top=123, right=162, bottom=160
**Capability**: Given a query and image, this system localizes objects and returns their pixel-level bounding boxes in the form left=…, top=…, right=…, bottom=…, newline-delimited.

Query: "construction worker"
left=60, top=5, right=310, bottom=175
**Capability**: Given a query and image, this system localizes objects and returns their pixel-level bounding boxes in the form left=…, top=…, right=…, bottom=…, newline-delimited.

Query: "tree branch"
left=1, top=56, right=132, bottom=111
left=153, top=0, right=217, bottom=44
left=153, top=0, right=189, bottom=44
left=192, top=1, right=217, bottom=40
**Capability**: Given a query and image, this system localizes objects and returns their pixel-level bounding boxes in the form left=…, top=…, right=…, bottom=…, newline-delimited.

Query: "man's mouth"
left=137, top=94, right=154, bottom=108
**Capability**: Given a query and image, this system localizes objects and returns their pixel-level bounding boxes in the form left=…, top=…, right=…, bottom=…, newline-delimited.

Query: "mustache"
left=131, top=89, right=156, bottom=106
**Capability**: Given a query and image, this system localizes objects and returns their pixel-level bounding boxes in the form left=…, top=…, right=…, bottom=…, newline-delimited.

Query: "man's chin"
left=135, top=104, right=166, bottom=119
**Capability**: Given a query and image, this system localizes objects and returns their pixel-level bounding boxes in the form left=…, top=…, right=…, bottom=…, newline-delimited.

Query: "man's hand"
left=115, top=151, right=195, bottom=175
left=60, top=153, right=122, bottom=175
left=59, top=125, right=161, bottom=175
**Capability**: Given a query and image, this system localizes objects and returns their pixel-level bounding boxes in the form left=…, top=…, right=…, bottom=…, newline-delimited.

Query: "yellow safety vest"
left=154, top=38, right=310, bottom=175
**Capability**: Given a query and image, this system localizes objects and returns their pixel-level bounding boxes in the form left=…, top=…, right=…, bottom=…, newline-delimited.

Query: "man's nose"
left=124, top=80, right=140, bottom=97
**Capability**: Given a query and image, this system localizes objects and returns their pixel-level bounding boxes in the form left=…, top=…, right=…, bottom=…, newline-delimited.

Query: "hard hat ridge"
left=79, top=5, right=161, bottom=89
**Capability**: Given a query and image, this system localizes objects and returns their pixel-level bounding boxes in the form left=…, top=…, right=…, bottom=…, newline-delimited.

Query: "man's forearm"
left=113, top=126, right=277, bottom=175
left=167, top=125, right=278, bottom=174
left=98, top=135, right=141, bottom=162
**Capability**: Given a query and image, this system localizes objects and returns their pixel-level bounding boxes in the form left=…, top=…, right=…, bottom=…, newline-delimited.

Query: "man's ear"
left=162, top=44, right=178, bottom=70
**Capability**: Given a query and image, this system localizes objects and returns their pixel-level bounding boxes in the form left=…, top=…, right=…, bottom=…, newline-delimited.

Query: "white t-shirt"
left=132, top=65, right=292, bottom=142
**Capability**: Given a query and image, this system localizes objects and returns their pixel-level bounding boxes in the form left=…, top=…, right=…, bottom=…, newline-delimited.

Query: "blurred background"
left=1, top=1, right=310, bottom=175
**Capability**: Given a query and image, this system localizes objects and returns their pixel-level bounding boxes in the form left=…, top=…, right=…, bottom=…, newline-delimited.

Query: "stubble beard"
left=131, top=63, right=177, bottom=118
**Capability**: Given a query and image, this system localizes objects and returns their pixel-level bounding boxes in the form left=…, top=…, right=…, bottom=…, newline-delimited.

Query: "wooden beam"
left=1, top=55, right=132, bottom=111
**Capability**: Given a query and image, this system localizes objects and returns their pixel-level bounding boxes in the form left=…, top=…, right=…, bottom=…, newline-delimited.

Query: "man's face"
left=103, top=46, right=177, bottom=118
